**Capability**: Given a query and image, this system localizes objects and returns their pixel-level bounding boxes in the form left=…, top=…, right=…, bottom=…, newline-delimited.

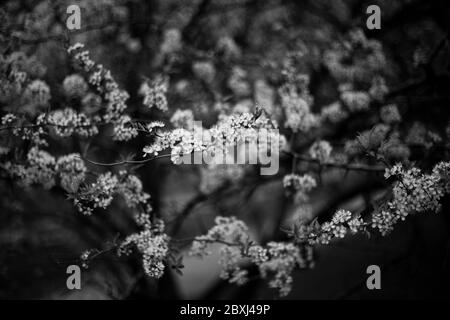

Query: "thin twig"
left=80, top=154, right=172, bottom=167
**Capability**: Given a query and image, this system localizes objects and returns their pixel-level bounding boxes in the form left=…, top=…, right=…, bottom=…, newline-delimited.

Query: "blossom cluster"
left=314, top=210, right=365, bottom=244
left=68, top=43, right=137, bottom=141
left=344, top=123, right=410, bottom=162
left=170, top=109, right=195, bottom=130
left=190, top=216, right=314, bottom=296
left=297, top=210, right=365, bottom=245
left=112, top=115, right=138, bottom=141
left=369, top=76, right=389, bottom=102
left=143, top=109, right=283, bottom=192
left=160, top=28, right=182, bottom=55
left=192, top=61, right=216, bottom=84
left=190, top=216, right=250, bottom=258
left=117, top=174, right=151, bottom=208
left=308, top=140, right=332, bottom=163
left=320, top=102, right=348, bottom=124
left=6, top=146, right=56, bottom=189
left=46, top=108, right=99, bottom=138
left=323, top=28, right=386, bottom=83
left=372, top=162, right=450, bottom=235
left=0, top=52, right=46, bottom=107
left=3, top=148, right=88, bottom=192
left=259, top=242, right=314, bottom=296
left=227, top=66, right=251, bottom=97
left=405, top=122, right=443, bottom=149
left=320, top=29, right=391, bottom=119
left=279, top=74, right=319, bottom=133
left=119, top=219, right=169, bottom=278
left=55, top=154, right=87, bottom=193
left=73, top=172, right=119, bottom=215
left=283, top=173, right=317, bottom=203
left=289, top=209, right=366, bottom=247
left=319, top=78, right=391, bottom=123
left=63, top=74, right=89, bottom=98
left=288, top=162, right=450, bottom=249
left=23, top=80, right=51, bottom=112
left=1, top=113, right=47, bottom=145
left=139, top=75, right=169, bottom=112
left=340, top=90, right=371, bottom=112
left=143, top=111, right=281, bottom=165
left=73, top=171, right=151, bottom=216
left=143, top=127, right=205, bottom=164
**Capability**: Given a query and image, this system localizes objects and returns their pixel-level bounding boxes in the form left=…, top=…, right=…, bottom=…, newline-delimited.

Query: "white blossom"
left=374, top=162, right=450, bottom=235
left=309, top=140, right=332, bottom=162
left=139, top=76, right=169, bottom=112
left=341, top=90, right=370, bottom=112
left=63, top=74, right=88, bottom=98
left=47, top=108, right=98, bottom=137
left=56, top=153, right=86, bottom=193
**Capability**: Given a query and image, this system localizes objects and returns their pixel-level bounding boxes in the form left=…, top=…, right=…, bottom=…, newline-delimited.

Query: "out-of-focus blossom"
left=63, top=74, right=88, bottom=98
left=308, top=140, right=332, bottom=163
